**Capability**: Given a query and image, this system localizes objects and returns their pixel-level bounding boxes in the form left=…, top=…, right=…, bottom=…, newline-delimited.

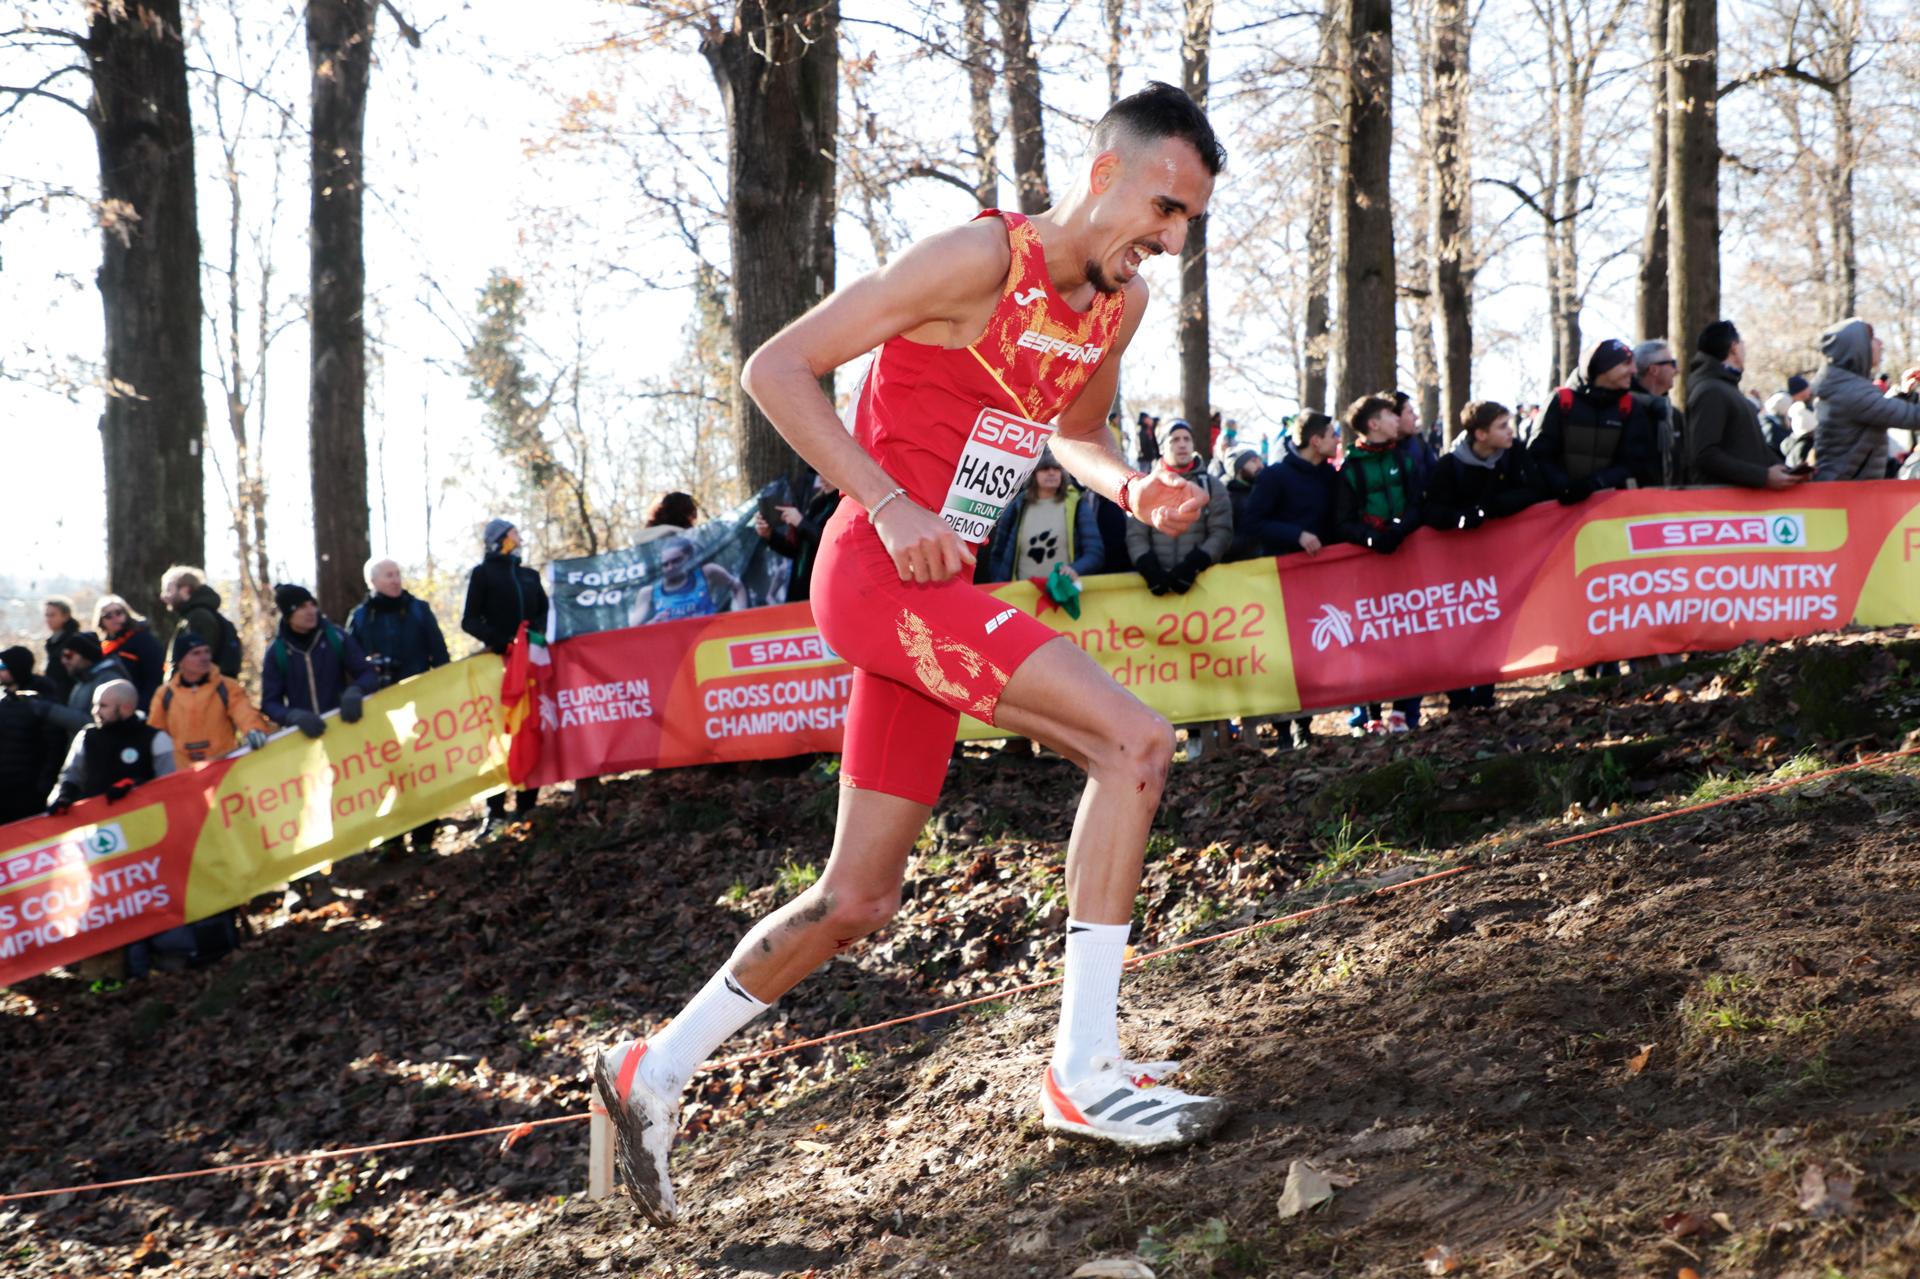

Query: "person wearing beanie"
left=981, top=447, right=1106, bottom=583
left=149, top=631, right=270, bottom=767
left=1221, top=446, right=1266, bottom=562
left=1531, top=336, right=1659, bottom=499
left=1684, top=320, right=1801, bottom=490
left=260, top=582, right=377, bottom=739
left=1811, top=318, right=1920, bottom=481
left=57, top=630, right=133, bottom=720
left=461, top=520, right=549, bottom=835
left=1126, top=418, right=1232, bottom=596
left=0, top=646, right=86, bottom=823
left=347, top=558, right=451, bottom=685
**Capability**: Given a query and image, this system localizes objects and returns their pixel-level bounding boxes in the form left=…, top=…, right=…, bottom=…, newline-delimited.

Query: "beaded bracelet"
left=869, top=485, right=908, bottom=522
left=1115, top=470, right=1148, bottom=516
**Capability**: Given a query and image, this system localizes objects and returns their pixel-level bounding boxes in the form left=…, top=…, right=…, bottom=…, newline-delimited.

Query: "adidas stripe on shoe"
left=1039, top=1058, right=1229, bottom=1151
left=593, top=1041, right=681, bottom=1225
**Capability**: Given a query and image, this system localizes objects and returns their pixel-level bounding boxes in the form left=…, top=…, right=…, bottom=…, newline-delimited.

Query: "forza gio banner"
left=518, top=481, right=1920, bottom=785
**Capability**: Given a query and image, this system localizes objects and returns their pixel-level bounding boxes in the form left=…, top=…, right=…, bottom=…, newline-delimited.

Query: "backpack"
left=211, top=612, right=242, bottom=676
left=268, top=624, right=346, bottom=678
left=161, top=680, right=230, bottom=714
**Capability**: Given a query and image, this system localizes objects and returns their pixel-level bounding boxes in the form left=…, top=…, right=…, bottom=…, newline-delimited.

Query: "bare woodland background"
left=1, top=0, right=1916, bottom=657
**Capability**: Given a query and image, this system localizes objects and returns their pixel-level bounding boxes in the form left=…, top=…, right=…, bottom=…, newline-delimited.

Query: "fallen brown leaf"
left=1798, top=1163, right=1857, bottom=1219
left=1421, top=1243, right=1462, bottom=1274
left=1627, top=1044, right=1655, bottom=1075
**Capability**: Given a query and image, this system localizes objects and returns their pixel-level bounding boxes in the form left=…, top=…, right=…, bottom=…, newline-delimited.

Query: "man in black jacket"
left=47, top=680, right=176, bottom=813
left=1532, top=338, right=1660, bottom=498
left=463, top=518, right=549, bottom=833
left=0, top=647, right=86, bottom=824
left=1684, top=320, right=1805, bottom=491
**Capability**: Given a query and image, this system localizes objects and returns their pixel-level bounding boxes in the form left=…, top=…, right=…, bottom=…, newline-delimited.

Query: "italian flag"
left=500, top=623, right=551, bottom=785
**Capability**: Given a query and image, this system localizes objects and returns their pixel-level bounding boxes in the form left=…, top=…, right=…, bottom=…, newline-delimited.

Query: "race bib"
left=939, top=407, right=1056, bottom=542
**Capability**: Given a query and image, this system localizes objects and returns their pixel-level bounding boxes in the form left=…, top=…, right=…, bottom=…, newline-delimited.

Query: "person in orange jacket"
left=148, top=630, right=270, bottom=767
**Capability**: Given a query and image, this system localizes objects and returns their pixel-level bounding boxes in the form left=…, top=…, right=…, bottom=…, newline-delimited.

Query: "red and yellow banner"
left=521, top=482, right=1920, bottom=783
left=0, top=657, right=508, bottom=986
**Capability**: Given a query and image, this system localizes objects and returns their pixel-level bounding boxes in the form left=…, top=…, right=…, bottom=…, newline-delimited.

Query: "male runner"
left=596, top=82, right=1226, bottom=1224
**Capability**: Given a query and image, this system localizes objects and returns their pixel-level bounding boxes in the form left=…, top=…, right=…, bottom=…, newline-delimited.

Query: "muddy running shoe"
left=593, top=1041, right=680, bottom=1226
left=1039, top=1057, right=1229, bottom=1151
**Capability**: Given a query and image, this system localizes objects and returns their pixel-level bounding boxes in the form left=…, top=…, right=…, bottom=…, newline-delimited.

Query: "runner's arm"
left=743, top=223, right=1011, bottom=582
left=1049, top=280, right=1204, bottom=535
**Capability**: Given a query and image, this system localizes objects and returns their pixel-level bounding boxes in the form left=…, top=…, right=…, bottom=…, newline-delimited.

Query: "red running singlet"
left=811, top=210, right=1127, bottom=805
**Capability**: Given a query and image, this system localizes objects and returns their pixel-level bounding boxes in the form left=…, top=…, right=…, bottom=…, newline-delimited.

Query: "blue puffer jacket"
left=1243, top=442, right=1338, bottom=554
left=346, top=592, right=451, bottom=682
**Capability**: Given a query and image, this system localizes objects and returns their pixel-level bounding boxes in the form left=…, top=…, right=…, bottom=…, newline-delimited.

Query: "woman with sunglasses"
left=92, top=594, right=165, bottom=707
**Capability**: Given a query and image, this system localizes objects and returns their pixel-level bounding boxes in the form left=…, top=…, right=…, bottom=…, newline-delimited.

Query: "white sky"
left=0, top=0, right=1687, bottom=594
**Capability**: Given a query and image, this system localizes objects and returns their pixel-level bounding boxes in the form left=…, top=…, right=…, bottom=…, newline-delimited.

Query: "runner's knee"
left=1091, top=706, right=1174, bottom=789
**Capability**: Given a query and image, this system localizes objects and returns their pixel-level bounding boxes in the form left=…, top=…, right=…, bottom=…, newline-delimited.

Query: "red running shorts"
left=810, top=502, right=1059, bottom=806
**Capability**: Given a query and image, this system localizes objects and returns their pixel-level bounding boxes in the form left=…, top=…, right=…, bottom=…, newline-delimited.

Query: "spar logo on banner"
left=0, top=822, right=129, bottom=892
left=1626, top=513, right=1807, bottom=554
left=693, top=623, right=853, bottom=743
left=1306, top=576, right=1503, bottom=649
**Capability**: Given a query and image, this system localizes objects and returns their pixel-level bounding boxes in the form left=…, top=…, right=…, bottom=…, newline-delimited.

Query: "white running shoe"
left=1040, top=1056, right=1229, bottom=1151
left=593, top=1041, right=681, bottom=1225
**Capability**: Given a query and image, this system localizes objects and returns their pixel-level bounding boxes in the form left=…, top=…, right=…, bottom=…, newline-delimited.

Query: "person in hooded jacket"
left=347, top=558, right=451, bottom=684
left=1811, top=318, right=1920, bottom=482
left=1125, top=417, right=1233, bottom=595
left=1684, top=321, right=1804, bottom=491
left=260, top=584, right=377, bottom=738
left=149, top=631, right=270, bottom=767
left=60, top=632, right=132, bottom=720
left=94, top=595, right=166, bottom=707
left=1220, top=448, right=1266, bottom=562
left=1531, top=338, right=1660, bottom=498
left=982, top=449, right=1105, bottom=583
left=0, top=646, right=85, bottom=823
left=463, top=519, right=551, bottom=654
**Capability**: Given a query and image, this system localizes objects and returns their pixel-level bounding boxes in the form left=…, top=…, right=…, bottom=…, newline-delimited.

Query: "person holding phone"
left=1684, top=320, right=1805, bottom=490
left=753, top=473, right=842, bottom=601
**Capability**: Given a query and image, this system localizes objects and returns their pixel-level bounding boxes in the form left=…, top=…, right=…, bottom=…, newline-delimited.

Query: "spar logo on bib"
left=939, top=407, right=1056, bottom=542
left=1627, top=513, right=1806, bottom=554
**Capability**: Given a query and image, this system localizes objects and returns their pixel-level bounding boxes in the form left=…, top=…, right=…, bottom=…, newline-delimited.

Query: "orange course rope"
left=6, top=744, right=1909, bottom=1206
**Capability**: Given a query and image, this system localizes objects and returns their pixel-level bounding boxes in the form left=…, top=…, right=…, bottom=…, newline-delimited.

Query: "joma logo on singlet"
left=1016, top=329, right=1104, bottom=364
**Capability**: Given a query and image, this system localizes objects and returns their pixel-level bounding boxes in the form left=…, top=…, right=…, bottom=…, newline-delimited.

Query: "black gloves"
left=1558, top=476, right=1596, bottom=504
left=1363, top=519, right=1408, bottom=554
left=105, top=777, right=137, bottom=805
left=47, top=796, right=72, bottom=818
left=1456, top=507, right=1487, bottom=531
left=1168, top=549, right=1213, bottom=594
left=289, top=710, right=327, bottom=739
left=340, top=686, right=365, bottom=724
left=1135, top=556, right=1174, bottom=596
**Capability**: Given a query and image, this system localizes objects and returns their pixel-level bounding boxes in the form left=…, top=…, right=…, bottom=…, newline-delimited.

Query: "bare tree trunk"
left=1301, top=5, right=1338, bottom=415
left=308, top=0, right=374, bottom=621
left=999, top=0, right=1050, bottom=214
left=1830, top=63, right=1857, bottom=315
left=1636, top=0, right=1669, bottom=342
left=963, top=0, right=998, bottom=208
left=1430, top=0, right=1472, bottom=438
left=1335, top=0, right=1396, bottom=409
left=1409, top=139, right=1439, bottom=429
left=1666, top=0, right=1717, bottom=409
left=704, top=1, right=839, bottom=494
left=1179, top=0, right=1212, bottom=455
left=1105, top=0, right=1125, bottom=104
left=87, top=0, right=207, bottom=625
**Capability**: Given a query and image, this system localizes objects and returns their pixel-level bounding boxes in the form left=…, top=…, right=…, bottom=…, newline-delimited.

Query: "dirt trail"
left=5, top=632, right=1920, bottom=1278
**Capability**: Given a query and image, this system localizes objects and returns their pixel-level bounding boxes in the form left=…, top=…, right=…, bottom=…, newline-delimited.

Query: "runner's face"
left=1085, top=137, right=1214, bottom=294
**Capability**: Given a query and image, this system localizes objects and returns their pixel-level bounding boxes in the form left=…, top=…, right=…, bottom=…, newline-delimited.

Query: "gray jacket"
left=1812, top=318, right=1920, bottom=481
left=1125, top=466, right=1234, bottom=571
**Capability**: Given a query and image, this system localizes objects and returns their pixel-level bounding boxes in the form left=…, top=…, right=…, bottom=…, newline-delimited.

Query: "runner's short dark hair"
left=1092, top=82, right=1226, bottom=176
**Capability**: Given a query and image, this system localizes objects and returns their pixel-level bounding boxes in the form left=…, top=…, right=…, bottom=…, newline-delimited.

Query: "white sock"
left=638, top=966, right=770, bottom=1098
left=1050, top=919, right=1131, bottom=1082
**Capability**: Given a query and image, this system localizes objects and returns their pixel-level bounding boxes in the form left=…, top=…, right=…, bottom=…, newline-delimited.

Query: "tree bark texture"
left=1178, top=0, right=1212, bottom=454
left=1301, top=5, right=1338, bottom=415
left=87, top=0, right=207, bottom=625
left=1636, top=0, right=1669, bottom=343
left=1429, top=0, right=1472, bottom=438
left=999, top=0, right=1049, bottom=214
left=1105, top=0, right=1125, bottom=104
left=308, top=0, right=375, bottom=622
left=1666, top=0, right=1717, bottom=411
left=963, top=0, right=998, bottom=208
left=705, top=0, right=840, bottom=495
left=1335, top=0, right=1396, bottom=410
